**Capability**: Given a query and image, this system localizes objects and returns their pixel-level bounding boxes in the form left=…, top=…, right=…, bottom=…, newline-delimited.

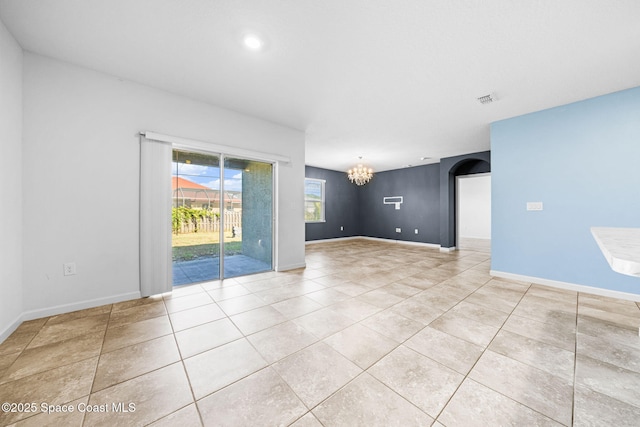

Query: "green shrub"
left=172, top=206, right=219, bottom=233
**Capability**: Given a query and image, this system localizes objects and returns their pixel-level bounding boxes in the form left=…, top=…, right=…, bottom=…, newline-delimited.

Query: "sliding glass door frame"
left=219, top=155, right=226, bottom=277
left=171, top=144, right=276, bottom=281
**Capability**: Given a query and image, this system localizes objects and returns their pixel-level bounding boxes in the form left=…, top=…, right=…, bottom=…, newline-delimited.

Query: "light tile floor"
left=1, top=239, right=640, bottom=426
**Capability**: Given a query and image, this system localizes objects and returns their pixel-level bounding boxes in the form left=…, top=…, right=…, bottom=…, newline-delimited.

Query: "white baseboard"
left=457, top=237, right=491, bottom=253
left=1, top=291, right=142, bottom=344
left=362, top=237, right=441, bottom=249
left=370, top=237, right=440, bottom=249
left=359, top=236, right=440, bottom=248
left=307, top=235, right=442, bottom=249
left=0, top=314, right=24, bottom=344
left=490, top=270, right=640, bottom=302
left=276, top=262, right=307, bottom=272
left=21, top=291, right=142, bottom=322
left=305, top=236, right=361, bottom=245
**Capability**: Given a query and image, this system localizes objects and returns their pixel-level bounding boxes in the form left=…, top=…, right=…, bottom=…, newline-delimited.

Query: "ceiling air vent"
left=477, top=93, right=496, bottom=105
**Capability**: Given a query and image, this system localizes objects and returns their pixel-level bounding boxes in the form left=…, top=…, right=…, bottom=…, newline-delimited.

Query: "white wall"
left=21, top=53, right=305, bottom=318
left=0, top=18, right=23, bottom=340
left=456, top=173, right=491, bottom=239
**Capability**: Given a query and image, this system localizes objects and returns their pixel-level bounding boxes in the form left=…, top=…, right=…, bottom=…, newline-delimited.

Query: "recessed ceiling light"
left=420, top=157, right=430, bottom=161
left=243, top=33, right=264, bottom=51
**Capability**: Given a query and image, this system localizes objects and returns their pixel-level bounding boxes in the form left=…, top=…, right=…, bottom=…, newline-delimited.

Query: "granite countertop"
left=591, top=227, right=640, bottom=277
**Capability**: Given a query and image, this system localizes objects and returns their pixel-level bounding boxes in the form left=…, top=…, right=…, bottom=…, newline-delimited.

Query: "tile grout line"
left=289, top=252, right=493, bottom=424
left=172, top=280, right=320, bottom=423
left=6, top=242, right=637, bottom=425
left=0, top=316, right=51, bottom=425
left=164, top=291, right=207, bottom=427
left=446, top=282, right=583, bottom=424
left=195, top=253, right=453, bottom=423
left=428, top=281, right=532, bottom=424
left=291, top=249, right=493, bottom=424
left=571, top=294, right=640, bottom=417
left=571, top=291, right=581, bottom=427
left=82, top=303, right=116, bottom=426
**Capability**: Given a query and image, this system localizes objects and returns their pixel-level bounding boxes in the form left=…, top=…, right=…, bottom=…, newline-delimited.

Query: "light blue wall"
left=491, top=86, right=640, bottom=295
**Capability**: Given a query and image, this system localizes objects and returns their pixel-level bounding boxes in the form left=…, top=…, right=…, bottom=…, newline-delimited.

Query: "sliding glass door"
left=222, top=157, right=273, bottom=279
left=171, top=149, right=273, bottom=285
left=171, top=150, right=221, bottom=285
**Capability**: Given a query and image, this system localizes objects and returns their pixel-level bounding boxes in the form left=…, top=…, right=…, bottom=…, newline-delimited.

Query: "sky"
left=172, top=162, right=243, bottom=192
left=305, top=179, right=322, bottom=198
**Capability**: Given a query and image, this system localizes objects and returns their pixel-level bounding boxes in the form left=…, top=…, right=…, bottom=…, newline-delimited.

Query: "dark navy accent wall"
left=439, top=151, right=491, bottom=248
left=305, top=166, right=360, bottom=241
left=306, top=150, right=490, bottom=246
left=358, top=164, right=440, bottom=244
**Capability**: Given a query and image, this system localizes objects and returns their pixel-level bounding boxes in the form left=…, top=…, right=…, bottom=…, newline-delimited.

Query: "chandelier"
left=347, top=164, right=373, bottom=186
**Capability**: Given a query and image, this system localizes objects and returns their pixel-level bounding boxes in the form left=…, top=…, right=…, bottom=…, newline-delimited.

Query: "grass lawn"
left=172, top=232, right=243, bottom=262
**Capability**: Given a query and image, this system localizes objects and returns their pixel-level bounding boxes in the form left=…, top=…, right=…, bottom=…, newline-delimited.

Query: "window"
left=304, top=178, right=325, bottom=222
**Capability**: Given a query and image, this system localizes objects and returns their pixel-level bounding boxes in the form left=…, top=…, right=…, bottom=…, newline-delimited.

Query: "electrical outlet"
left=395, top=228, right=401, bottom=233
left=340, top=226, right=344, bottom=231
left=415, top=229, right=418, bottom=234
left=63, top=262, right=76, bottom=276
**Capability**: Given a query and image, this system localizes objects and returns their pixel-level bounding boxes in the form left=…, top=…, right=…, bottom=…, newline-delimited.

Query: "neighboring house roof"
left=172, top=176, right=241, bottom=204
left=172, top=176, right=211, bottom=191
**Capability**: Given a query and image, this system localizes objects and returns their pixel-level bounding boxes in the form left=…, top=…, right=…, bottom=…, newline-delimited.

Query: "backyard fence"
left=174, top=211, right=242, bottom=234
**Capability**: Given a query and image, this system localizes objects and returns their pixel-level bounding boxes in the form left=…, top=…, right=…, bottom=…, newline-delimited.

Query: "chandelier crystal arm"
left=347, top=163, right=373, bottom=185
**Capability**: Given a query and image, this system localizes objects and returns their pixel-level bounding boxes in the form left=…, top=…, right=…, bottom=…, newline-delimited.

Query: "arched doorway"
left=439, top=153, right=491, bottom=250
left=456, top=172, right=491, bottom=252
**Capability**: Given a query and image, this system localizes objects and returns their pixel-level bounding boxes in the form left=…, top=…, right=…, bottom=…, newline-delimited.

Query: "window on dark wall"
left=304, top=178, right=325, bottom=222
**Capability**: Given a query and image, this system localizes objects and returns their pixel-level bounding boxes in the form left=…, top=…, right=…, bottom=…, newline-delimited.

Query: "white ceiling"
left=2, top=0, right=639, bottom=172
